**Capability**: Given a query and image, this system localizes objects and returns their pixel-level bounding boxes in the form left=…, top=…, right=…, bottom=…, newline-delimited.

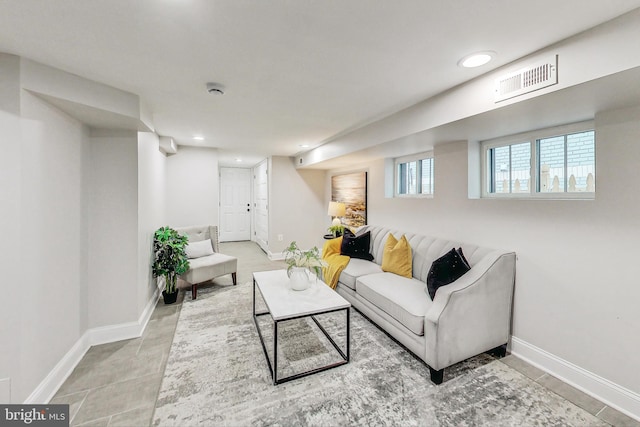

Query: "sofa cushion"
left=426, top=247, right=471, bottom=300
left=381, top=234, right=412, bottom=278
left=175, top=225, right=220, bottom=253
left=339, top=259, right=383, bottom=290
left=340, top=229, right=374, bottom=261
left=185, top=239, right=214, bottom=259
left=356, top=272, right=431, bottom=335
left=182, top=253, right=237, bottom=284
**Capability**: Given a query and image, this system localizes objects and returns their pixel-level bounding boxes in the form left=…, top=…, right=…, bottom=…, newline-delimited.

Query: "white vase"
left=289, top=267, right=311, bottom=291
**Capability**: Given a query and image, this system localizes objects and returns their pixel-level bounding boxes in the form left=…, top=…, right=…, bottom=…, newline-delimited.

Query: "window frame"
left=394, top=151, right=434, bottom=198
left=481, top=121, right=595, bottom=200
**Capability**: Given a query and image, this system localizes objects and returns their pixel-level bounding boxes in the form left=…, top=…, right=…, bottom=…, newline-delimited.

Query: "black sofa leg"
left=429, top=367, right=444, bottom=385
left=487, top=343, right=508, bottom=358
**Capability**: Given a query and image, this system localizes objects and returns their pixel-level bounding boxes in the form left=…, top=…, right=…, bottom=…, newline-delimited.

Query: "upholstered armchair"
left=175, top=225, right=237, bottom=299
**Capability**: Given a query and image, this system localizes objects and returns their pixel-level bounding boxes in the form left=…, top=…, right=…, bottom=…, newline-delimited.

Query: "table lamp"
left=328, top=201, right=346, bottom=226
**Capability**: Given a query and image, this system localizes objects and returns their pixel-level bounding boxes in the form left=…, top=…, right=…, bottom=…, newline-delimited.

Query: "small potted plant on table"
left=152, top=226, right=190, bottom=304
left=327, top=224, right=346, bottom=237
left=283, top=241, right=327, bottom=291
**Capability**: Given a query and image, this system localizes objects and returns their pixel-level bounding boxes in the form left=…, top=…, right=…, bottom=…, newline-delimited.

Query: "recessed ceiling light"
left=235, top=158, right=242, bottom=163
left=299, top=144, right=310, bottom=148
left=458, top=51, right=495, bottom=68
left=193, top=136, right=204, bottom=141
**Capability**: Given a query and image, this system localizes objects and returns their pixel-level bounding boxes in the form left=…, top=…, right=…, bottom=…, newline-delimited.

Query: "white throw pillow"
left=185, top=239, right=214, bottom=259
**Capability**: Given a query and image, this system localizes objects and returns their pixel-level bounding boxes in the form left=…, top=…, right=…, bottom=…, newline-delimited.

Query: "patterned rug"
left=153, top=280, right=604, bottom=426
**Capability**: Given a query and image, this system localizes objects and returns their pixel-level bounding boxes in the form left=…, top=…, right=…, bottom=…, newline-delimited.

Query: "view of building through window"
left=538, top=130, right=595, bottom=192
left=489, top=142, right=531, bottom=193
left=398, top=161, right=417, bottom=194
left=397, top=155, right=434, bottom=196
left=485, top=128, right=595, bottom=196
left=420, top=158, right=434, bottom=195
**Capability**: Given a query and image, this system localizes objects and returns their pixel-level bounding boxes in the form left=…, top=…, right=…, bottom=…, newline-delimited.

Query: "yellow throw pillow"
left=381, top=234, right=412, bottom=278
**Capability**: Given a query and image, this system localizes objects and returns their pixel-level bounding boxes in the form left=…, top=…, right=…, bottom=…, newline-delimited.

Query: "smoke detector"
left=206, top=82, right=225, bottom=95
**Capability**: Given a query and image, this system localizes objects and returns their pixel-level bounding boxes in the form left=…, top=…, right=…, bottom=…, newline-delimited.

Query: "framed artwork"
left=331, top=171, right=367, bottom=227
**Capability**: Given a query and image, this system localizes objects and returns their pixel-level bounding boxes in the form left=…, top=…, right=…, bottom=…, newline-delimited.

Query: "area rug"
left=153, top=280, right=604, bottom=426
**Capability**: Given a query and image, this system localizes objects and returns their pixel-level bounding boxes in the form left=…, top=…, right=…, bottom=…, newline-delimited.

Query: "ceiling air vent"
left=495, top=55, right=558, bottom=102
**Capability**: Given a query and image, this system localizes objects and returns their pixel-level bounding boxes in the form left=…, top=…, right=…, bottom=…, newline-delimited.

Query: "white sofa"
left=176, top=225, right=237, bottom=299
left=334, top=225, right=516, bottom=384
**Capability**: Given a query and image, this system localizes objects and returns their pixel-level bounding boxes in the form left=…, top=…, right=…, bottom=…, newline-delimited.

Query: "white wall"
left=300, top=8, right=640, bottom=167
left=87, top=130, right=139, bottom=328
left=165, top=146, right=219, bottom=228
left=0, top=54, right=20, bottom=114
left=328, top=104, right=640, bottom=412
left=0, top=87, right=90, bottom=403
left=0, top=54, right=23, bottom=402
left=20, top=58, right=142, bottom=121
left=137, top=132, right=166, bottom=312
left=0, top=53, right=165, bottom=404
left=0, top=109, right=21, bottom=402
left=268, top=156, right=326, bottom=254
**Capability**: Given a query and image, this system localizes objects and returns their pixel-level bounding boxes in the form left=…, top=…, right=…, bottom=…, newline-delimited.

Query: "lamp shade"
left=327, top=201, right=346, bottom=217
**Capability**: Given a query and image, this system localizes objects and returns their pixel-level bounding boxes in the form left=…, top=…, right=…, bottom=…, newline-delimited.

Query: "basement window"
left=396, top=152, right=434, bottom=197
left=482, top=122, right=595, bottom=199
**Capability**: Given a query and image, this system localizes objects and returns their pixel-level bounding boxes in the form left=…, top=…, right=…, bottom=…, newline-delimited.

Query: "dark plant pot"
left=162, top=290, right=178, bottom=304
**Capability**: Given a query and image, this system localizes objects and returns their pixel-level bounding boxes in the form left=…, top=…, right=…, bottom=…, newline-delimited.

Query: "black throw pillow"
left=340, top=229, right=374, bottom=261
left=426, top=247, right=471, bottom=300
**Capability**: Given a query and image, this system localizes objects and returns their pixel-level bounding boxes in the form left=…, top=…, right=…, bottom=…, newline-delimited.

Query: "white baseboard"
left=268, top=251, right=285, bottom=261
left=23, top=332, right=90, bottom=404
left=511, top=336, right=640, bottom=422
left=25, top=288, right=159, bottom=404
left=87, top=288, right=159, bottom=346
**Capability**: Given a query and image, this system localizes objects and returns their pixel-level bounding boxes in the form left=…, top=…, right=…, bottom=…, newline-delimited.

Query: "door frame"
left=252, top=159, right=269, bottom=252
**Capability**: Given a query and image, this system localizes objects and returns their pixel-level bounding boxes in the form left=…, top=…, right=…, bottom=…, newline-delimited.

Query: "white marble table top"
left=253, top=269, right=350, bottom=321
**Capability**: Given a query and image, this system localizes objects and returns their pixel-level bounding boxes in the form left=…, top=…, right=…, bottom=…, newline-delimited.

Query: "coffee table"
left=252, top=269, right=351, bottom=385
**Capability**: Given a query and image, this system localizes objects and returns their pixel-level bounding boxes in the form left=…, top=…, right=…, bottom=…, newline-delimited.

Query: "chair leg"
left=232, top=272, right=237, bottom=286
left=487, top=343, right=508, bottom=358
left=429, top=367, right=444, bottom=385
left=191, top=284, right=198, bottom=300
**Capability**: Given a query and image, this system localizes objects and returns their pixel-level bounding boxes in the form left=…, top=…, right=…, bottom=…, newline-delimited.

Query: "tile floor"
left=50, top=242, right=640, bottom=427
left=501, top=356, right=639, bottom=426
left=50, top=292, right=182, bottom=427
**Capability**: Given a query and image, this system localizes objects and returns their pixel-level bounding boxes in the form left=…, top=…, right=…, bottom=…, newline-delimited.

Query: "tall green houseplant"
left=152, top=226, right=190, bottom=299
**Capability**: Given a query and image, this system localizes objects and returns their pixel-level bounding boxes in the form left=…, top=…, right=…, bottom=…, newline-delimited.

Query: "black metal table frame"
left=252, top=277, right=350, bottom=385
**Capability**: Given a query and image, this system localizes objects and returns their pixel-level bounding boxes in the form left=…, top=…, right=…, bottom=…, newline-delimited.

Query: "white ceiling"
left=306, top=65, right=640, bottom=169
left=1, top=0, right=640, bottom=167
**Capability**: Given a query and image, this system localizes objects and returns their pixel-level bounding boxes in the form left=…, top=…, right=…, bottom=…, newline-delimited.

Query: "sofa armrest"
left=424, top=250, right=516, bottom=370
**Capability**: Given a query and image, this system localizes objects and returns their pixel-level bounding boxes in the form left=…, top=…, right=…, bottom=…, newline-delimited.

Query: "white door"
left=220, top=167, right=251, bottom=242
left=253, top=160, right=269, bottom=252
